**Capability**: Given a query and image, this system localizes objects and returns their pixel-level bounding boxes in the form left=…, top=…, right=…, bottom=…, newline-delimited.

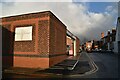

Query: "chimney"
left=112, top=28, right=116, bottom=34
left=107, top=30, right=110, bottom=35
left=101, top=32, right=104, bottom=38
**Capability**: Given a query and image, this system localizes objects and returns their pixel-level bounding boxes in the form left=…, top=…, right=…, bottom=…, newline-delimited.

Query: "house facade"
left=100, top=29, right=116, bottom=51
left=113, top=17, right=120, bottom=54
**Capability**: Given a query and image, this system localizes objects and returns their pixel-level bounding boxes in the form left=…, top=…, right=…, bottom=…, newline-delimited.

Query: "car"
left=86, top=48, right=92, bottom=53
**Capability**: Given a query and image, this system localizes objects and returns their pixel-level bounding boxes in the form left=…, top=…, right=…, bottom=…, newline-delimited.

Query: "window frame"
left=15, top=26, right=33, bottom=41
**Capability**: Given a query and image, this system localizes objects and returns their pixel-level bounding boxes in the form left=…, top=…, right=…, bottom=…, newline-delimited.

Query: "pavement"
left=2, top=52, right=96, bottom=79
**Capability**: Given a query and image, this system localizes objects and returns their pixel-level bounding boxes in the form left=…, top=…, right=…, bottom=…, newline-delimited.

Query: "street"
left=81, top=52, right=119, bottom=78
left=2, top=51, right=119, bottom=79
left=1, top=2, right=120, bottom=80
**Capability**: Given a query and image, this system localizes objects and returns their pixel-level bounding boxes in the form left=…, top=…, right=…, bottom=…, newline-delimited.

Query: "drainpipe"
left=73, top=36, right=76, bottom=56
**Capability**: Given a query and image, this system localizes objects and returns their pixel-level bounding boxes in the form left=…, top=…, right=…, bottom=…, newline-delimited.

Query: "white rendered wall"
left=114, top=19, right=120, bottom=53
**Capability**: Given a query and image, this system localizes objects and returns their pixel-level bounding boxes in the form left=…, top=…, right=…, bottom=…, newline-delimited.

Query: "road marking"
left=65, top=52, right=99, bottom=77
left=68, top=52, right=82, bottom=70
left=85, top=52, right=99, bottom=74
left=68, top=60, right=79, bottom=70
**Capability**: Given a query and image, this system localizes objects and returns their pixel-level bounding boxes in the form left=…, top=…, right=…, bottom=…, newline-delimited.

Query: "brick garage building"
left=66, top=36, right=74, bottom=55
left=1, top=11, right=67, bottom=69
left=66, top=30, right=80, bottom=56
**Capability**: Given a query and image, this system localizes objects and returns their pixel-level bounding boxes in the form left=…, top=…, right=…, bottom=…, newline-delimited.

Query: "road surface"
left=81, top=52, right=118, bottom=78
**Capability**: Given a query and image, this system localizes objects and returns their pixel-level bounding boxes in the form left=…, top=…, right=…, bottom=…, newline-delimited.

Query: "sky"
left=0, top=0, right=119, bottom=43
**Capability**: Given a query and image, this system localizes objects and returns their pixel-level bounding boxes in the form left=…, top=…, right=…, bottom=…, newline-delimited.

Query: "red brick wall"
left=67, top=36, right=73, bottom=45
left=49, top=55, right=67, bottom=67
left=2, top=12, right=50, bottom=68
left=14, top=57, right=49, bottom=69
left=2, top=25, right=14, bottom=69
left=49, top=13, right=66, bottom=54
left=2, top=24, right=13, bottom=54
left=14, top=23, right=36, bottom=52
left=13, top=18, right=50, bottom=68
left=66, top=36, right=74, bottom=55
left=49, top=13, right=67, bottom=66
left=76, top=37, right=80, bottom=53
left=2, top=11, right=50, bottom=55
left=38, top=20, right=49, bottom=55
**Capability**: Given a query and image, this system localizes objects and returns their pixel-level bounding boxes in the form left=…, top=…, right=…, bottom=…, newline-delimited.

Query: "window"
left=110, top=37, right=112, bottom=42
left=15, top=26, right=33, bottom=41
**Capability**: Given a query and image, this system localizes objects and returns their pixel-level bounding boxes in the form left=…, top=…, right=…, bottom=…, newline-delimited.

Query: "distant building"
left=109, top=28, right=116, bottom=51
left=101, top=32, right=104, bottom=38
left=85, top=41, right=93, bottom=51
left=93, top=40, right=102, bottom=50
left=101, top=32, right=108, bottom=50
left=113, top=17, right=120, bottom=54
left=101, top=28, right=116, bottom=51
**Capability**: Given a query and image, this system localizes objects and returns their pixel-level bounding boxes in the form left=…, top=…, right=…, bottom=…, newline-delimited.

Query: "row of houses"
left=100, top=17, right=120, bottom=54
left=1, top=11, right=80, bottom=69
left=100, top=28, right=116, bottom=51
left=83, top=17, right=120, bottom=54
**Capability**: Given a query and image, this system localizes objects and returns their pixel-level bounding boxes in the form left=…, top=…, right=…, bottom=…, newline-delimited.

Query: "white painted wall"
left=116, top=19, right=120, bottom=41
left=73, top=36, right=76, bottom=56
left=107, top=43, right=110, bottom=50
left=113, top=18, right=120, bottom=53
left=113, top=42, right=118, bottom=53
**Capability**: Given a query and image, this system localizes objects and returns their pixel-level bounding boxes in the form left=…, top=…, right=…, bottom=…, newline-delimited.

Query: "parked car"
left=86, top=48, right=92, bottom=53
left=86, top=43, right=92, bottom=53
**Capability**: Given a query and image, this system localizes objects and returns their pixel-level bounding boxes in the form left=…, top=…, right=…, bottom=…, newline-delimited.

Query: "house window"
left=104, top=38, right=105, bottom=43
left=110, top=37, right=112, bottom=42
left=15, top=26, right=33, bottom=41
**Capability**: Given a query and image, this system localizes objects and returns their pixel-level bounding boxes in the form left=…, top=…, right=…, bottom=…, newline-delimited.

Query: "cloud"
left=1, top=0, right=72, bottom=2
left=1, top=0, right=119, bottom=2
left=105, top=5, right=118, bottom=15
left=106, top=6, right=113, bottom=11
left=73, top=0, right=119, bottom=2
left=1, top=2, right=117, bottom=43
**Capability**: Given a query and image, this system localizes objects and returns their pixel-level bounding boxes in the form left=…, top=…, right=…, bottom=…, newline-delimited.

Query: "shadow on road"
left=35, top=61, right=90, bottom=75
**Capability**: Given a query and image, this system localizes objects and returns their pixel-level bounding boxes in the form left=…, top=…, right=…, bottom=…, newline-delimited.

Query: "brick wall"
left=2, top=11, right=50, bottom=55
left=49, top=13, right=66, bottom=55
left=2, top=25, right=14, bottom=69
left=38, top=20, right=49, bottom=55
left=1, top=11, right=50, bottom=68
left=76, top=37, right=80, bottom=53
left=49, top=12, right=67, bottom=66
left=67, top=36, right=73, bottom=45
left=14, top=24, right=36, bottom=52
left=66, top=36, right=74, bottom=55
